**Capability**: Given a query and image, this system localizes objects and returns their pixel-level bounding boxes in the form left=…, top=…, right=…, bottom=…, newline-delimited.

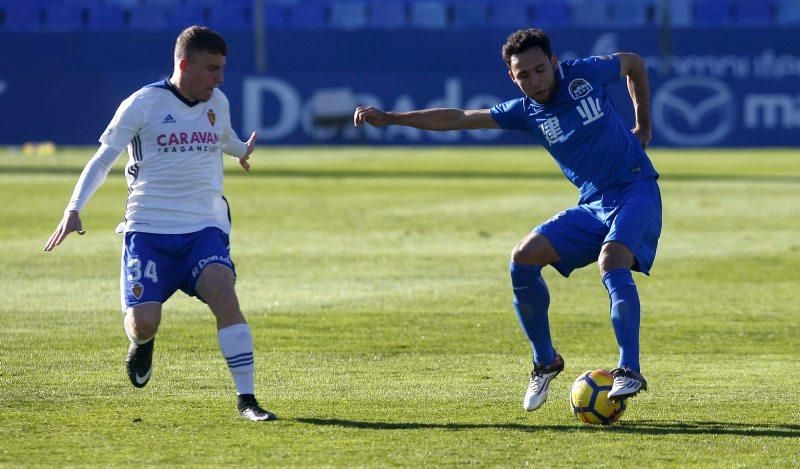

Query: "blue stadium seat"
left=210, top=2, right=253, bottom=30
left=367, top=0, right=407, bottom=29
left=85, top=4, right=125, bottom=30
left=127, top=6, right=170, bottom=30
left=530, top=0, right=571, bottom=27
left=775, top=0, right=800, bottom=24
left=694, top=0, right=733, bottom=26
left=288, top=0, right=327, bottom=29
left=409, top=0, right=448, bottom=29
left=489, top=0, right=531, bottom=29
left=0, top=2, right=42, bottom=31
left=733, top=0, right=772, bottom=25
left=653, top=0, right=693, bottom=26
left=143, top=0, right=183, bottom=6
left=452, top=1, right=489, bottom=28
left=105, top=0, right=140, bottom=8
left=570, top=0, right=609, bottom=28
left=608, top=0, right=649, bottom=28
left=330, top=0, right=368, bottom=30
left=61, top=0, right=102, bottom=7
left=166, top=4, right=207, bottom=30
left=43, top=4, right=85, bottom=31
left=188, top=0, right=228, bottom=6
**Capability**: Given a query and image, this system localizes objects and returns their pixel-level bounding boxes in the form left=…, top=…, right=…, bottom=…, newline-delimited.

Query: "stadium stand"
left=104, top=0, right=139, bottom=7
left=329, top=0, right=368, bottom=30
left=41, top=4, right=85, bottom=31
left=774, top=0, right=800, bottom=25
left=85, top=4, right=126, bottom=30
left=733, top=0, right=772, bottom=25
left=489, top=1, right=531, bottom=29
left=367, top=0, right=407, bottom=29
left=652, top=0, right=693, bottom=26
left=0, top=2, right=41, bottom=31
left=607, top=0, right=650, bottom=28
left=409, top=0, right=448, bottom=29
left=0, top=0, right=796, bottom=32
left=571, top=0, right=610, bottom=28
left=693, top=0, right=733, bottom=26
left=288, top=0, right=328, bottom=29
left=166, top=4, right=207, bottom=30
left=530, top=0, right=571, bottom=27
left=452, top=1, right=490, bottom=29
left=263, top=3, right=288, bottom=29
left=127, top=5, right=169, bottom=30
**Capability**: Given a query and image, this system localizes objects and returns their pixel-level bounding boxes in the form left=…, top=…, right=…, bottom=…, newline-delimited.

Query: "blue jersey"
left=490, top=55, right=658, bottom=202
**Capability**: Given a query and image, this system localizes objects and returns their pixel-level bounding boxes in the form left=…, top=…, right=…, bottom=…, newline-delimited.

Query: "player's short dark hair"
left=502, top=29, right=552, bottom=68
left=174, top=26, right=227, bottom=60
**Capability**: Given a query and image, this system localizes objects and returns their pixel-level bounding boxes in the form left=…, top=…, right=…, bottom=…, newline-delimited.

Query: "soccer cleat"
left=125, top=337, right=155, bottom=388
left=237, top=394, right=278, bottom=422
left=608, top=367, right=648, bottom=401
left=523, top=353, right=564, bottom=411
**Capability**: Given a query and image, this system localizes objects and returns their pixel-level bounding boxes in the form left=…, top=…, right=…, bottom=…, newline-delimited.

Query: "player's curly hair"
left=502, top=29, right=552, bottom=68
left=174, top=26, right=227, bottom=59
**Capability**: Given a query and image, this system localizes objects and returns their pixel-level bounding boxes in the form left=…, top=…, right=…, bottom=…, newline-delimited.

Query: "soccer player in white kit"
left=44, top=26, right=276, bottom=421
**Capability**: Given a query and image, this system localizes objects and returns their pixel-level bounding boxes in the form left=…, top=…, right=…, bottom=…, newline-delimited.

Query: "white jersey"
left=94, top=79, right=247, bottom=234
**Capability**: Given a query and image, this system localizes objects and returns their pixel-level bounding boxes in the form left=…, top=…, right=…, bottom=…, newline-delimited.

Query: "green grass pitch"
left=1, top=146, right=798, bottom=466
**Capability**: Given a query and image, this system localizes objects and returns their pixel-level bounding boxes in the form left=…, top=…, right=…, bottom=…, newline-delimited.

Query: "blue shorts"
left=534, top=177, right=662, bottom=277
left=119, top=227, right=236, bottom=310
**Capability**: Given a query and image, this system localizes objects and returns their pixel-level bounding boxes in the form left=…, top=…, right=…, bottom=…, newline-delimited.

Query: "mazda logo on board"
left=653, top=77, right=735, bottom=146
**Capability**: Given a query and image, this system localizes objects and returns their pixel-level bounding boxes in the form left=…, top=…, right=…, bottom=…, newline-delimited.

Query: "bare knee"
left=511, top=241, right=534, bottom=264
left=598, top=241, right=635, bottom=274
left=125, top=304, right=161, bottom=340
left=512, top=233, right=559, bottom=266
left=197, top=264, right=244, bottom=327
left=198, top=265, right=237, bottom=302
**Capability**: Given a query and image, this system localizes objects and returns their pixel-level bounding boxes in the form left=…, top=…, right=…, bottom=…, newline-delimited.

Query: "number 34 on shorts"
left=127, top=258, right=159, bottom=283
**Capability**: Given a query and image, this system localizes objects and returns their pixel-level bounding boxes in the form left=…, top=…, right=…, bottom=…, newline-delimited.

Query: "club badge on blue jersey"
left=568, top=78, right=593, bottom=100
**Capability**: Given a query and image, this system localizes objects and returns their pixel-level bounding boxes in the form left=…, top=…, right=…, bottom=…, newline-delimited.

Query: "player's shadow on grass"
left=295, top=418, right=800, bottom=438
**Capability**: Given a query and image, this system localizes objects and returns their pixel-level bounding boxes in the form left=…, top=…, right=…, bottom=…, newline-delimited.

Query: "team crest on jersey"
left=568, top=78, right=593, bottom=100
left=131, top=282, right=144, bottom=300
left=207, top=109, right=216, bottom=126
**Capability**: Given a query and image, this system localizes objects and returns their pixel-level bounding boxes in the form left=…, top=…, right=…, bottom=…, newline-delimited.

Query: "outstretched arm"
left=353, top=106, right=499, bottom=131
left=614, top=52, right=651, bottom=148
left=44, top=144, right=122, bottom=251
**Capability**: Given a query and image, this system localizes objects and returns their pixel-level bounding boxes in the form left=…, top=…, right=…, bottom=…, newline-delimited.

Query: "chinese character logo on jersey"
left=207, top=109, right=216, bottom=126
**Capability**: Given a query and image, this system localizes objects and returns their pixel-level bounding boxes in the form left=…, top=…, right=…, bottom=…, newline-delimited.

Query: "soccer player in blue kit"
left=354, top=28, right=660, bottom=411
left=44, top=26, right=276, bottom=421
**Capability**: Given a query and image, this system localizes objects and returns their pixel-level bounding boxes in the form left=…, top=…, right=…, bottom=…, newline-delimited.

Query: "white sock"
left=217, top=323, right=255, bottom=395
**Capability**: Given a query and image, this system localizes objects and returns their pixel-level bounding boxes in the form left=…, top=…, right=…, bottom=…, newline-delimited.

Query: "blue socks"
left=511, top=261, right=642, bottom=371
left=602, top=269, right=641, bottom=372
left=510, top=261, right=555, bottom=365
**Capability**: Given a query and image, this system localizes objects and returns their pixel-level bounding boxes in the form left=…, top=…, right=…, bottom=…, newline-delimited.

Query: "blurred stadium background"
left=0, top=0, right=798, bottom=148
